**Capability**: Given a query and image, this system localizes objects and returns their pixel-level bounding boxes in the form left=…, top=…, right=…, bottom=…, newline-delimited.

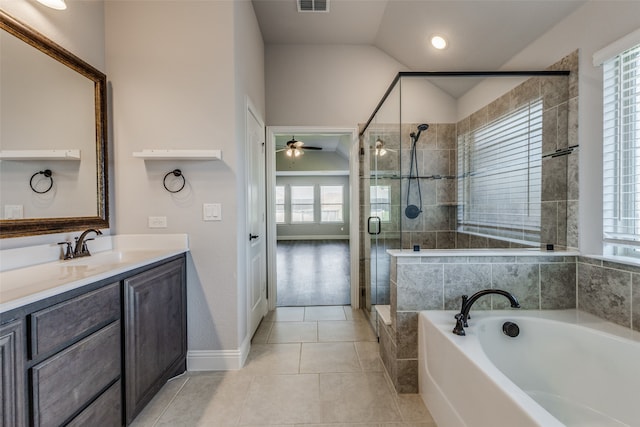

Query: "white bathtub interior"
left=419, top=310, right=640, bottom=427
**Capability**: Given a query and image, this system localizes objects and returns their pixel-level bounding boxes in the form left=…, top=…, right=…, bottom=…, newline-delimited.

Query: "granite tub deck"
left=379, top=248, right=579, bottom=393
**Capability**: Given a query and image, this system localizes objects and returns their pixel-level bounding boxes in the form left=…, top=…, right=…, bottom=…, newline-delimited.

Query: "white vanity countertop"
left=0, top=234, right=189, bottom=314
left=387, top=248, right=579, bottom=257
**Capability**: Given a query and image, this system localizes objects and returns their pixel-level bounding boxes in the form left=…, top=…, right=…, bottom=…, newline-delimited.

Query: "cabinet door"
left=124, top=258, right=186, bottom=423
left=0, top=319, right=25, bottom=427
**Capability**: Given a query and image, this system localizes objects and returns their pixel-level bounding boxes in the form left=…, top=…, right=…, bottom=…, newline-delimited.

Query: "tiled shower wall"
left=381, top=253, right=640, bottom=394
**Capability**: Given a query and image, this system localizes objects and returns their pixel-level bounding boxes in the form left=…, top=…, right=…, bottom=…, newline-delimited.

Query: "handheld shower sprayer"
left=405, top=124, right=430, bottom=219
left=410, top=123, right=430, bottom=143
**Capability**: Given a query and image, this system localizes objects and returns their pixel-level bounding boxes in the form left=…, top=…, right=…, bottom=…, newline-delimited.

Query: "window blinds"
left=457, top=99, right=543, bottom=243
left=602, top=44, right=640, bottom=257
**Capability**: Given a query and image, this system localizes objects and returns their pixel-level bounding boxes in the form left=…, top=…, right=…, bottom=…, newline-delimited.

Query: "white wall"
left=105, top=0, right=265, bottom=360
left=266, top=44, right=406, bottom=126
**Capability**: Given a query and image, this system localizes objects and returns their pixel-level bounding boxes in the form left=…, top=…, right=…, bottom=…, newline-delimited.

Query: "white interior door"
left=247, top=102, right=267, bottom=338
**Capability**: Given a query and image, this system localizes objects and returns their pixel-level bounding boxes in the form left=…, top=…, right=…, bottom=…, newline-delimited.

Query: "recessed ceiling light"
left=431, top=35, right=448, bottom=50
left=36, top=0, right=67, bottom=10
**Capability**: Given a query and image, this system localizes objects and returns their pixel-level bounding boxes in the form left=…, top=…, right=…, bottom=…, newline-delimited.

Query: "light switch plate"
left=148, top=216, right=167, bottom=228
left=203, top=203, right=221, bottom=221
left=4, top=205, right=23, bottom=219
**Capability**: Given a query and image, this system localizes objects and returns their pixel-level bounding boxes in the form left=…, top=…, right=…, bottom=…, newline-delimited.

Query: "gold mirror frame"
left=0, top=11, right=108, bottom=238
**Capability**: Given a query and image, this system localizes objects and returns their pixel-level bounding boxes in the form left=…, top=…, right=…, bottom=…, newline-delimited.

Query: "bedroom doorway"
left=266, top=127, right=359, bottom=309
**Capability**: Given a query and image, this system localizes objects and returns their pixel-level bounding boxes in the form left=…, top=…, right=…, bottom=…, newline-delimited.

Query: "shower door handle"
left=367, top=216, right=381, bottom=235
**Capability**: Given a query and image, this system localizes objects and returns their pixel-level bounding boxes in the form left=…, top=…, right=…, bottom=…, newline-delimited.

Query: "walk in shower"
left=359, top=54, right=579, bottom=317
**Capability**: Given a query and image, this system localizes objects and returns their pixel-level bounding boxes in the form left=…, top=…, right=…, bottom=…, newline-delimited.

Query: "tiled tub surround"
left=381, top=249, right=578, bottom=393
left=577, top=256, right=640, bottom=332
left=382, top=250, right=640, bottom=394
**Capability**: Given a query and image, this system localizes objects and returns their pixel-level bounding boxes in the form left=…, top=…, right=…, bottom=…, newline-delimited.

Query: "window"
left=370, top=185, right=391, bottom=222
left=291, top=185, right=314, bottom=222
left=457, top=99, right=543, bottom=243
left=275, top=186, right=285, bottom=224
left=320, top=185, right=344, bottom=222
left=602, top=43, right=640, bottom=258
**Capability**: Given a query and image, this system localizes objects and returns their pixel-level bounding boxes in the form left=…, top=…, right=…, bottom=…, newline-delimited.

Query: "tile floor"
left=131, top=306, right=437, bottom=427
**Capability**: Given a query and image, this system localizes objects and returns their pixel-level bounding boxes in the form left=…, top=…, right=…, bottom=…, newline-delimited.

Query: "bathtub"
left=418, top=310, right=640, bottom=427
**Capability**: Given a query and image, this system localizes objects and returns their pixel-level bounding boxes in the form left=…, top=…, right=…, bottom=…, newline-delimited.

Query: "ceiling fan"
left=276, top=136, right=322, bottom=157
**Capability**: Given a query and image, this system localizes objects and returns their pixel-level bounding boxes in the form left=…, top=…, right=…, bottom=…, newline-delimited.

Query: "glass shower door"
left=364, top=125, right=402, bottom=315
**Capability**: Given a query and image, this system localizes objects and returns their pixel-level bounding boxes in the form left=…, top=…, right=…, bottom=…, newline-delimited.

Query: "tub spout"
left=452, top=289, right=520, bottom=336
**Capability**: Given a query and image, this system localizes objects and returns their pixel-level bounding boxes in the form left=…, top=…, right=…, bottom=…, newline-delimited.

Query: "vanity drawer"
left=66, top=380, right=122, bottom=427
left=31, top=321, right=121, bottom=427
left=29, top=282, right=120, bottom=358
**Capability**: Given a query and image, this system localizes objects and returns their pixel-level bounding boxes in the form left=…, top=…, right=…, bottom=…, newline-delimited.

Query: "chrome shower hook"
left=29, top=169, right=54, bottom=194
left=163, top=169, right=186, bottom=193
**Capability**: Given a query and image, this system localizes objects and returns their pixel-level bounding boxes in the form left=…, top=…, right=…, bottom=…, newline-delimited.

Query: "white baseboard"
left=276, top=235, right=349, bottom=241
left=187, top=335, right=251, bottom=371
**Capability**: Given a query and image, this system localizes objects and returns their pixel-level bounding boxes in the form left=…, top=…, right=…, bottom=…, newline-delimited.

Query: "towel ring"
left=30, top=169, right=54, bottom=194
left=163, top=169, right=186, bottom=193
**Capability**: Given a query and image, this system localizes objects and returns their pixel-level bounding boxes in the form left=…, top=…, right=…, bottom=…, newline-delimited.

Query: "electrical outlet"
left=148, top=216, right=167, bottom=228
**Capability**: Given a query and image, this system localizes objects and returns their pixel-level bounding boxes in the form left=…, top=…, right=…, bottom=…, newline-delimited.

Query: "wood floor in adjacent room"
left=276, top=240, right=351, bottom=307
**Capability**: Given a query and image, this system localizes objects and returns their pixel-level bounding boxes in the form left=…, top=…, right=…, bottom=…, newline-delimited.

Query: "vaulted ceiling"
left=252, top=0, right=586, bottom=71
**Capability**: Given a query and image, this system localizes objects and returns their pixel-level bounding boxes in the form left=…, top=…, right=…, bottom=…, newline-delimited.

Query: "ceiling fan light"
left=286, top=148, right=293, bottom=157
left=294, top=148, right=302, bottom=157
left=37, top=0, right=67, bottom=10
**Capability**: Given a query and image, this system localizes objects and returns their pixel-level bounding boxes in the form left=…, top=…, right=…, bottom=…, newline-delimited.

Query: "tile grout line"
left=151, top=376, right=190, bottom=427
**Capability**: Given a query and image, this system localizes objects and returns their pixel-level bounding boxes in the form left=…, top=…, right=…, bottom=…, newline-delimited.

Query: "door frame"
left=265, top=126, right=360, bottom=310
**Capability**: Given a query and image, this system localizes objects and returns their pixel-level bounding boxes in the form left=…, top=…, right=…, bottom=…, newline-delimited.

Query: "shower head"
left=411, top=123, right=430, bottom=143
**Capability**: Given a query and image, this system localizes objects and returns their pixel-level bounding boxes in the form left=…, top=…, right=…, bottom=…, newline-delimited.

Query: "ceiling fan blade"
left=303, top=146, right=322, bottom=150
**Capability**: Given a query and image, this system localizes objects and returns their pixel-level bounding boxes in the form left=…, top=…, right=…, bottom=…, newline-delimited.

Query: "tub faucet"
left=73, top=228, right=102, bottom=258
left=453, top=289, right=520, bottom=336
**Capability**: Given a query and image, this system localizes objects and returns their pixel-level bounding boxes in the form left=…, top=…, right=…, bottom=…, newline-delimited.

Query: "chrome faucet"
left=73, top=228, right=102, bottom=258
left=452, top=289, right=520, bottom=336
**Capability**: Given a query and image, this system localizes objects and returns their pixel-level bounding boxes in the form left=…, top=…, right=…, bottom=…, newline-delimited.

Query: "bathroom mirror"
left=0, top=11, right=108, bottom=238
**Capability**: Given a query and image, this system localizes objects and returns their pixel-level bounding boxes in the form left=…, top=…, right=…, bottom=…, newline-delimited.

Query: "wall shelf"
left=132, top=149, right=222, bottom=160
left=0, top=149, right=81, bottom=161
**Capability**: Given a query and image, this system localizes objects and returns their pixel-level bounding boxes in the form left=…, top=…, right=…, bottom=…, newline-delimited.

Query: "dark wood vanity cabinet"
left=124, top=258, right=187, bottom=424
left=1, top=254, right=187, bottom=427
left=0, top=319, right=25, bottom=427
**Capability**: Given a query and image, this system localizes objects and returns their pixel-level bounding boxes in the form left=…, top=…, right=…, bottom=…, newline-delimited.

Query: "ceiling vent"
left=297, top=0, right=329, bottom=12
